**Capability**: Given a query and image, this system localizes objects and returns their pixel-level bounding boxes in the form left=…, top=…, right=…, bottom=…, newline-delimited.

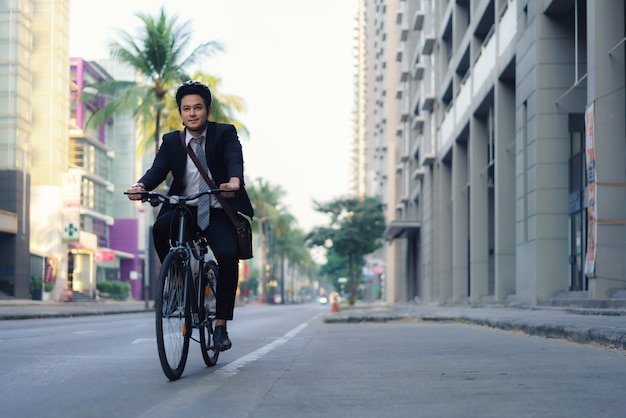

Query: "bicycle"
left=125, top=189, right=223, bottom=380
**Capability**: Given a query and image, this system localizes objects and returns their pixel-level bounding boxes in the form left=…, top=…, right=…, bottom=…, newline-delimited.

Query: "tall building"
left=0, top=0, right=71, bottom=299
left=356, top=0, right=626, bottom=305
left=96, top=58, right=146, bottom=300
left=69, top=58, right=122, bottom=298
left=0, top=0, right=143, bottom=300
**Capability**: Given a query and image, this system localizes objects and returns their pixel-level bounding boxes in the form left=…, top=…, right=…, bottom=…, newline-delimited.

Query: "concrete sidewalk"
left=0, top=298, right=151, bottom=320
left=324, top=302, right=626, bottom=351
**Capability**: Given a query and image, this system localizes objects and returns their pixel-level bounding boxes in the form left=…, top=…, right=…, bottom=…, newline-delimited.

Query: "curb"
left=323, top=309, right=626, bottom=351
left=453, top=315, right=626, bottom=351
left=0, top=307, right=153, bottom=321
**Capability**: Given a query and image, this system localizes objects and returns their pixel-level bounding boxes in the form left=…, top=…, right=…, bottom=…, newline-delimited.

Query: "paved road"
left=1, top=298, right=625, bottom=350
left=1, top=303, right=625, bottom=418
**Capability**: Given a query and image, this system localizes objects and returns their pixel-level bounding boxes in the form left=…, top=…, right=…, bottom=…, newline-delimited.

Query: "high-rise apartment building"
left=356, top=0, right=626, bottom=305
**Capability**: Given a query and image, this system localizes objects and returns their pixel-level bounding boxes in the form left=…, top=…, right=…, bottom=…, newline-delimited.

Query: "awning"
left=0, top=210, right=17, bottom=234
left=384, top=220, right=420, bottom=241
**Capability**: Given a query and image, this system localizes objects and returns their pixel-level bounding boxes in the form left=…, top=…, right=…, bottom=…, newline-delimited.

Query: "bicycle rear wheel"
left=156, top=251, right=191, bottom=380
left=199, top=261, right=219, bottom=366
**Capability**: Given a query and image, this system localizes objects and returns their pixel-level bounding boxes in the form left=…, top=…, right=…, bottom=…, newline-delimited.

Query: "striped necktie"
left=194, top=136, right=210, bottom=230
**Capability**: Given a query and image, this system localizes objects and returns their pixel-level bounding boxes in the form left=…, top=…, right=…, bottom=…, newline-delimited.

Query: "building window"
left=568, top=113, right=586, bottom=291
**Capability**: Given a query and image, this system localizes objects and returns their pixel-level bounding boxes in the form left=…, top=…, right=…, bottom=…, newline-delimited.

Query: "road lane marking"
left=218, top=321, right=309, bottom=377
left=137, top=314, right=321, bottom=418
left=132, top=338, right=156, bottom=345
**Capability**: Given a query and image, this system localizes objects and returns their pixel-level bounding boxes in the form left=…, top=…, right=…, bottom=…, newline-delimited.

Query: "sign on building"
left=63, top=171, right=81, bottom=242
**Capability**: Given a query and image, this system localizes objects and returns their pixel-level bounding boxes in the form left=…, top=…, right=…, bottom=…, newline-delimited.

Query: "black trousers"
left=153, top=207, right=239, bottom=320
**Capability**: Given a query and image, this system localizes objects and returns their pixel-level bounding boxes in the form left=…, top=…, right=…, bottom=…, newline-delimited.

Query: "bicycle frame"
left=125, top=189, right=221, bottom=379
left=166, top=195, right=218, bottom=329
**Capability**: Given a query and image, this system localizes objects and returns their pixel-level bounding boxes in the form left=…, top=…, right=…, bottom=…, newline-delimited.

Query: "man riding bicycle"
left=127, top=80, right=254, bottom=351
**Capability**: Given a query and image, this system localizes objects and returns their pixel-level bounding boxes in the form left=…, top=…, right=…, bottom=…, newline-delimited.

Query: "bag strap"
left=179, top=130, right=241, bottom=226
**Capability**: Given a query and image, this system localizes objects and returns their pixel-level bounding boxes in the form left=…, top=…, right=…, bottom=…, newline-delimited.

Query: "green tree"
left=281, top=228, right=318, bottom=302
left=318, top=247, right=349, bottom=293
left=274, top=209, right=295, bottom=303
left=247, top=178, right=315, bottom=303
left=275, top=219, right=315, bottom=303
left=246, top=178, right=285, bottom=301
left=84, top=7, right=223, bottom=156
left=307, top=197, right=385, bottom=305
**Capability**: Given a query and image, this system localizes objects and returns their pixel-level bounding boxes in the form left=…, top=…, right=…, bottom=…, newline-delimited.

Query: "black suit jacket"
left=138, top=122, right=254, bottom=219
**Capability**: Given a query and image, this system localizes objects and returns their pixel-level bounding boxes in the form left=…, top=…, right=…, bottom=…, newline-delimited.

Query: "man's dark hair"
left=176, top=80, right=212, bottom=110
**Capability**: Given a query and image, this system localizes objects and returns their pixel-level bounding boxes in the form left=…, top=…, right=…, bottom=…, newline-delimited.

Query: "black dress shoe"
left=213, top=326, right=232, bottom=351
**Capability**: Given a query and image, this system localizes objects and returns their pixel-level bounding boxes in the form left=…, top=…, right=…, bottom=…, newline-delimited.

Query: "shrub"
left=97, top=281, right=131, bottom=300
left=30, top=276, right=43, bottom=292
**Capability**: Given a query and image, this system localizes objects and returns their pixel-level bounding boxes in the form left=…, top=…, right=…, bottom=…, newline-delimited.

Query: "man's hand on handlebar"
left=126, top=183, right=147, bottom=201
left=219, top=177, right=240, bottom=198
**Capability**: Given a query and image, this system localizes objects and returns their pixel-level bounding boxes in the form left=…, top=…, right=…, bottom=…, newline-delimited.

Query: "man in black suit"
left=126, top=80, right=253, bottom=351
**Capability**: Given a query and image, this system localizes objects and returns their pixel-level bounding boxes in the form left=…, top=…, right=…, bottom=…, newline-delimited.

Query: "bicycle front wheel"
left=199, top=261, right=219, bottom=366
left=155, top=251, right=191, bottom=380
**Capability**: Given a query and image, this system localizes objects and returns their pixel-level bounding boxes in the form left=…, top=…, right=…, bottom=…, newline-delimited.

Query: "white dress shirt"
left=182, top=128, right=221, bottom=208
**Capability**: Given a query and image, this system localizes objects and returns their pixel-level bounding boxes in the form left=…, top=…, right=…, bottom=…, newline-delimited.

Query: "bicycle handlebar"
left=124, top=189, right=223, bottom=207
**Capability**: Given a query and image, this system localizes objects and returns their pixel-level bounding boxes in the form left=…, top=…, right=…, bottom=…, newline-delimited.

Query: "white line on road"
left=132, top=338, right=156, bottom=345
left=217, top=321, right=309, bottom=377
left=137, top=314, right=320, bottom=418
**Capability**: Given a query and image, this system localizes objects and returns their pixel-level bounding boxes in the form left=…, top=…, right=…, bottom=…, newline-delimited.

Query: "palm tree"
left=277, top=226, right=313, bottom=303
left=81, top=8, right=224, bottom=304
left=83, top=7, right=223, bottom=156
left=274, top=209, right=296, bottom=303
left=247, top=178, right=286, bottom=302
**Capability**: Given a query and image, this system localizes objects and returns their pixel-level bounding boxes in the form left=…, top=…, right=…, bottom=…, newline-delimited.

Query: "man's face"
left=180, top=94, right=210, bottom=133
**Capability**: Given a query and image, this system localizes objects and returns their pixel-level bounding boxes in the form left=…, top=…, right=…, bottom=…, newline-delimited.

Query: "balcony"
left=412, top=11, right=424, bottom=31
left=383, top=219, right=421, bottom=240
left=421, top=94, right=435, bottom=111
left=441, top=110, right=454, bottom=147
left=412, top=115, right=424, bottom=131
left=498, top=0, right=517, bottom=57
left=400, top=111, right=409, bottom=123
left=473, top=30, right=495, bottom=94
left=0, top=210, right=17, bottom=234
left=412, top=167, right=425, bottom=180
left=421, top=153, right=436, bottom=166
left=400, top=102, right=410, bottom=122
left=421, top=35, right=435, bottom=55
left=413, top=63, right=425, bottom=80
left=400, top=24, right=410, bottom=42
left=456, top=76, right=472, bottom=124
left=396, top=2, right=405, bottom=24
left=401, top=61, right=410, bottom=82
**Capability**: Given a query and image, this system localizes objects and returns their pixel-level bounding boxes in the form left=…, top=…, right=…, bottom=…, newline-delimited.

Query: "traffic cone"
left=330, top=292, right=340, bottom=313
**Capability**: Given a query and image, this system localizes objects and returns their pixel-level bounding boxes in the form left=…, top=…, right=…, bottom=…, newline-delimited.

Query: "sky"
left=69, top=0, right=359, bottom=233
